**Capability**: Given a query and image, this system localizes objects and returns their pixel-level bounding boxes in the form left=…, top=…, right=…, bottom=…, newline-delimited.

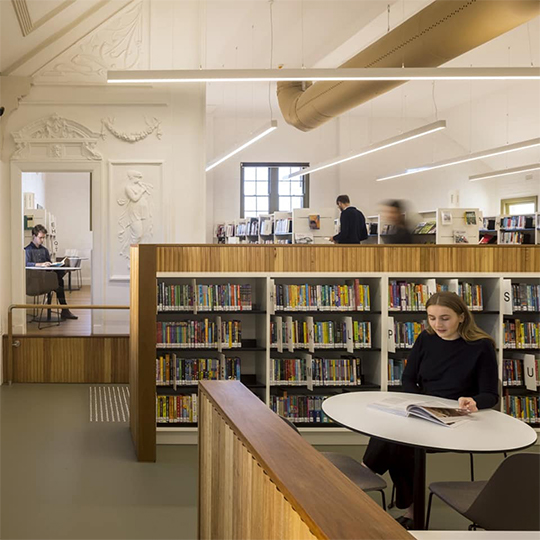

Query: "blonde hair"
left=425, top=291, right=495, bottom=347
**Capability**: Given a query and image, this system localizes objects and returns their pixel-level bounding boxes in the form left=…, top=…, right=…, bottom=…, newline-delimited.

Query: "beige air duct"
left=277, top=0, right=540, bottom=132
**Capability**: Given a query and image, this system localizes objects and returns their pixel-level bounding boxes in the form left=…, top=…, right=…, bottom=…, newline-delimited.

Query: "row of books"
left=389, top=281, right=485, bottom=311
left=499, top=232, right=530, bottom=244
left=156, top=355, right=241, bottom=386
left=157, top=283, right=253, bottom=312
left=394, top=321, right=427, bottom=348
left=458, top=282, right=484, bottom=311
left=156, top=394, right=198, bottom=423
left=503, top=395, right=539, bottom=424
left=512, top=283, right=540, bottom=312
left=274, top=281, right=371, bottom=311
left=275, top=238, right=292, bottom=244
left=500, top=216, right=535, bottom=230
left=271, top=319, right=372, bottom=349
left=156, top=320, right=242, bottom=348
left=388, top=357, right=407, bottom=386
left=501, top=357, right=540, bottom=387
left=275, top=218, right=292, bottom=234
left=503, top=320, right=540, bottom=349
left=270, top=357, right=363, bottom=386
left=412, top=222, right=436, bottom=235
left=270, top=395, right=331, bottom=423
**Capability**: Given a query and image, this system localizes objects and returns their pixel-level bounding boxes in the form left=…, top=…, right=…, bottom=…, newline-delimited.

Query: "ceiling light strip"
left=377, top=138, right=540, bottom=181
left=285, top=121, right=446, bottom=180
left=469, top=163, right=540, bottom=182
left=206, top=120, right=278, bottom=172
left=107, top=67, right=540, bottom=84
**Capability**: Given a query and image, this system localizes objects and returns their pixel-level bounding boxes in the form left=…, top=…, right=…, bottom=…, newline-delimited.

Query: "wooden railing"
left=199, top=380, right=413, bottom=540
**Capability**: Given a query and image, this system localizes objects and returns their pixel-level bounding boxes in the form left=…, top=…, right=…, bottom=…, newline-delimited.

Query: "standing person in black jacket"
left=362, top=292, right=498, bottom=529
left=331, top=195, right=368, bottom=244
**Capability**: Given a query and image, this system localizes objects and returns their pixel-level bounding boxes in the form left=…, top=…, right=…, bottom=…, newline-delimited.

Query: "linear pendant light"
left=284, top=120, right=446, bottom=179
left=469, top=163, right=540, bottom=181
left=107, top=67, right=540, bottom=84
left=206, top=120, right=277, bottom=172
left=377, top=138, right=540, bottom=182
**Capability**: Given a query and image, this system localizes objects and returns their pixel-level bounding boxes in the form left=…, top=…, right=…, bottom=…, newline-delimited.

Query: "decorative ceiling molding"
left=100, top=117, right=162, bottom=143
left=34, top=1, right=144, bottom=83
left=11, top=113, right=103, bottom=161
left=12, top=0, right=77, bottom=37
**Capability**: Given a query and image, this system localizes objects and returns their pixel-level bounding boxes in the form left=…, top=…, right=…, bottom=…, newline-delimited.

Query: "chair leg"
left=388, top=483, right=396, bottom=509
left=426, top=492, right=434, bottom=530
left=379, top=489, right=387, bottom=512
left=469, top=453, right=475, bottom=481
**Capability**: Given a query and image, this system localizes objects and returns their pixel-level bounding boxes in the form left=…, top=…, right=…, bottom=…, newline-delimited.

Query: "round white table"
left=322, top=391, right=537, bottom=530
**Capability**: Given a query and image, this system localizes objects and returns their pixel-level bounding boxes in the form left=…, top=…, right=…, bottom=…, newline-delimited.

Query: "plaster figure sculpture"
left=117, top=169, right=154, bottom=260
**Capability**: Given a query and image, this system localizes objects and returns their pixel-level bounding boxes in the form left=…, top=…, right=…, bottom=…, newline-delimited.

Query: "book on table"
left=368, top=396, right=471, bottom=427
left=50, top=257, right=67, bottom=267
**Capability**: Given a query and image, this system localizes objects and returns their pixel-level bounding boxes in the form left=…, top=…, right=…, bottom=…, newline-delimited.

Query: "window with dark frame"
left=241, top=163, right=310, bottom=218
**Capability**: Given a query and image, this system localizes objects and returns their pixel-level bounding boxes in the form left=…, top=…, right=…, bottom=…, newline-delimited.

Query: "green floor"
left=1, top=384, right=537, bottom=539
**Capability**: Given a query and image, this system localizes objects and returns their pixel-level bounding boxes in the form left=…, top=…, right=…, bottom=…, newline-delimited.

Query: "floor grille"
left=90, top=386, right=130, bottom=423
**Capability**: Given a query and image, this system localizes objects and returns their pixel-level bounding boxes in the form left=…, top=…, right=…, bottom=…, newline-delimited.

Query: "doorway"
left=22, top=171, right=93, bottom=335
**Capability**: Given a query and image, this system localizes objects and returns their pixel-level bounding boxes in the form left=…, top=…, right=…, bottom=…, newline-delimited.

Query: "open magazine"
left=368, top=396, right=472, bottom=427
left=50, top=257, right=67, bottom=267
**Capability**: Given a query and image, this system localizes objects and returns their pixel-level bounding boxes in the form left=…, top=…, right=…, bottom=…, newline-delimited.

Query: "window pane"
left=291, top=196, right=303, bottom=210
left=291, top=167, right=301, bottom=174
left=244, top=181, right=256, bottom=196
left=256, top=181, right=268, bottom=195
left=245, top=211, right=257, bottom=218
left=508, top=203, right=535, bottom=214
left=279, top=181, right=290, bottom=195
left=279, top=167, right=291, bottom=180
left=245, top=197, right=257, bottom=211
left=256, top=167, right=268, bottom=180
left=279, top=197, right=291, bottom=211
left=244, top=167, right=256, bottom=181
left=290, top=181, right=303, bottom=196
left=257, top=197, right=269, bottom=211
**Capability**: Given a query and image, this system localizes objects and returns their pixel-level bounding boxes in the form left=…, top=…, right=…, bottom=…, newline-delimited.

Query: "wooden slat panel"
left=199, top=391, right=319, bottom=540
left=2, top=336, right=129, bottom=383
left=199, top=381, right=413, bottom=540
left=155, top=244, right=539, bottom=273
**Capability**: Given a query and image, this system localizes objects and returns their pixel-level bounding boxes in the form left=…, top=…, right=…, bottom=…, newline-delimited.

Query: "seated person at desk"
left=362, top=291, right=498, bottom=529
left=25, top=224, right=78, bottom=320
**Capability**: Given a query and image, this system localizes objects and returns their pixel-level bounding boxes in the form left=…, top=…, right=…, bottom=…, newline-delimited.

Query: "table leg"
left=413, top=447, right=426, bottom=530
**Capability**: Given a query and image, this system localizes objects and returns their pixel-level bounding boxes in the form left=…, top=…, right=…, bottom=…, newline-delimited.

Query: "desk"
left=322, top=391, right=537, bottom=530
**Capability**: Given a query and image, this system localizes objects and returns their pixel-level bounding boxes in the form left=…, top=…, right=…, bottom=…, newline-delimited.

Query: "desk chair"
left=279, top=416, right=388, bottom=511
left=26, top=270, right=61, bottom=329
left=425, top=453, right=540, bottom=530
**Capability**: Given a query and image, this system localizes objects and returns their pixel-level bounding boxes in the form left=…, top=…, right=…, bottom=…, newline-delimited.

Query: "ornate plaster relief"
left=11, top=113, right=103, bottom=161
left=100, top=117, right=162, bottom=143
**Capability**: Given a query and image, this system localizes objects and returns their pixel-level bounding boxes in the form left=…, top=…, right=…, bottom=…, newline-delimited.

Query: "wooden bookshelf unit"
left=130, top=244, right=540, bottom=461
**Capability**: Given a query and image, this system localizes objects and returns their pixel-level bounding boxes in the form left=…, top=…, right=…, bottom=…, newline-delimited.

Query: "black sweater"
left=402, top=331, right=499, bottom=409
left=333, top=206, right=368, bottom=244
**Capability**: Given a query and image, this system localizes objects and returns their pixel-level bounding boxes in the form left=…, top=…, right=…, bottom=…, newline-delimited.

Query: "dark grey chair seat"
left=429, top=480, right=487, bottom=515
left=321, top=452, right=388, bottom=492
left=426, top=453, right=540, bottom=530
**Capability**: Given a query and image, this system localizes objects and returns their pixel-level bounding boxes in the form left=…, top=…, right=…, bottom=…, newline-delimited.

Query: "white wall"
left=43, top=172, right=92, bottom=284
left=210, top=116, right=340, bottom=227
left=21, top=172, right=46, bottom=208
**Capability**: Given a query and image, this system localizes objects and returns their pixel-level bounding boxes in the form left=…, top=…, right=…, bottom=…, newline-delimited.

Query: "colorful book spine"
left=458, top=282, right=484, bottom=311
left=157, top=320, right=242, bottom=348
left=156, top=355, right=241, bottom=385
left=512, top=283, right=540, bottom=312
left=503, top=319, right=540, bottom=349
left=156, top=394, right=198, bottom=423
left=270, top=394, right=331, bottom=423
left=157, top=283, right=194, bottom=312
left=388, top=281, right=429, bottom=311
left=388, top=357, right=407, bottom=386
left=503, top=395, right=539, bottom=424
left=394, top=321, right=427, bottom=348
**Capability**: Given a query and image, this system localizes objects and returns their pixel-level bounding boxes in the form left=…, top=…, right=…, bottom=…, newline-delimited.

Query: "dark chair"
left=279, top=416, right=388, bottom=510
left=26, top=270, right=61, bottom=329
left=426, top=453, right=540, bottom=530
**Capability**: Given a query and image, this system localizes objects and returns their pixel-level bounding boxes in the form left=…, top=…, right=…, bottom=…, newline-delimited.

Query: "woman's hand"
left=458, top=397, right=478, bottom=413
